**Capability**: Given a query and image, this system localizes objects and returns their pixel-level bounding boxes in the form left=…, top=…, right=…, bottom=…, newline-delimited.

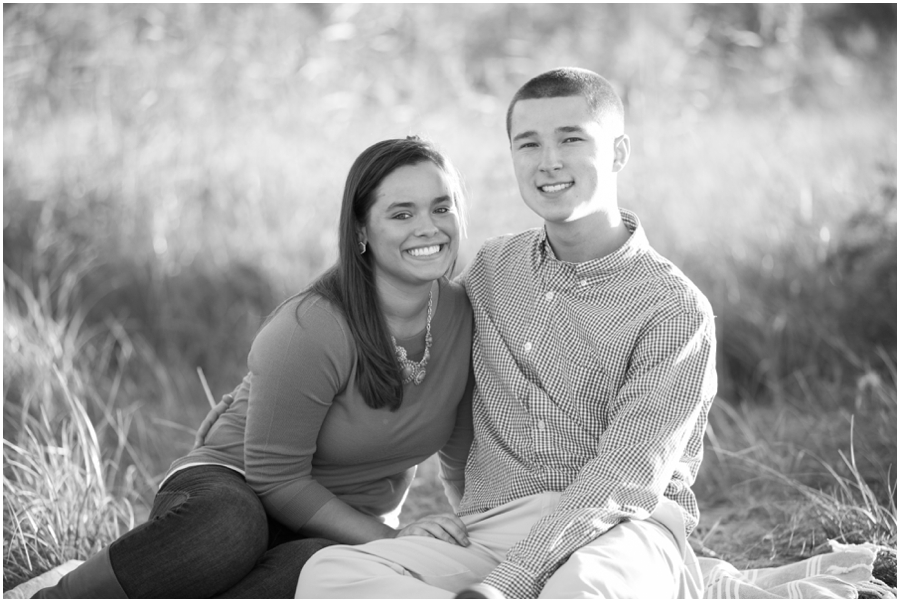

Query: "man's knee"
left=538, top=520, right=684, bottom=599
left=296, top=546, right=348, bottom=593
left=296, top=545, right=383, bottom=598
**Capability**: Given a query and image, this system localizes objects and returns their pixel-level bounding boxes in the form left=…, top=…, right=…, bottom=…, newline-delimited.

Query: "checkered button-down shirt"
left=458, top=209, right=717, bottom=598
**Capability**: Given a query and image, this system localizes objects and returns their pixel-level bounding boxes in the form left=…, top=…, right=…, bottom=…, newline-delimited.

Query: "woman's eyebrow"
left=384, top=201, right=414, bottom=211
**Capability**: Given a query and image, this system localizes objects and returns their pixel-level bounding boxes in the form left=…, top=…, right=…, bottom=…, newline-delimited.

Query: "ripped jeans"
left=107, top=465, right=336, bottom=598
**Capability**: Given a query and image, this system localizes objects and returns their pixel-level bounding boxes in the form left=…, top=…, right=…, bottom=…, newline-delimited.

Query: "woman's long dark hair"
left=275, top=136, right=465, bottom=411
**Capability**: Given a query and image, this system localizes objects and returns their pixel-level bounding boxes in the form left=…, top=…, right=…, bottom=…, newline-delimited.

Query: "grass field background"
left=3, top=4, right=896, bottom=590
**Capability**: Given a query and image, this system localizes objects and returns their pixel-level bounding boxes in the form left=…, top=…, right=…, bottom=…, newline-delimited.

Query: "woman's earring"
left=358, top=241, right=367, bottom=255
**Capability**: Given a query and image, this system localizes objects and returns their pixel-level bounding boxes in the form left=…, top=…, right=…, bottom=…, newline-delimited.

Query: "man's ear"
left=612, top=134, right=631, bottom=173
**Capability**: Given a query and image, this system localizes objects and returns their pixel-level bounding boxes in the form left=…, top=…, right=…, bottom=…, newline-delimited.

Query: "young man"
left=299, top=67, right=718, bottom=599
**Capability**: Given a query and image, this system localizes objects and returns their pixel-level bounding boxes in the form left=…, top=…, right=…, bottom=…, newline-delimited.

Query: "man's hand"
left=455, top=584, right=505, bottom=599
left=193, top=393, right=235, bottom=449
left=394, top=513, right=470, bottom=546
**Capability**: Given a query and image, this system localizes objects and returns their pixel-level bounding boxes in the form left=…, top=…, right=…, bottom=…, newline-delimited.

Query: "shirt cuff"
left=482, top=562, right=542, bottom=599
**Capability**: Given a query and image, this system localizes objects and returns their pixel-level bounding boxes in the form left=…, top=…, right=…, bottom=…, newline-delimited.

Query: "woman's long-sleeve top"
left=165, top=276, right=474, bottom=531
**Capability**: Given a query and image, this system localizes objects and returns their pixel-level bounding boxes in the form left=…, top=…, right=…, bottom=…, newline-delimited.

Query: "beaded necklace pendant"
left=392, top=289, right=434, bottom=386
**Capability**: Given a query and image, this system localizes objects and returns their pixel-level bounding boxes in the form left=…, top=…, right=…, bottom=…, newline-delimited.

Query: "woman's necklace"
left=391, top=289, right=434, bottom=386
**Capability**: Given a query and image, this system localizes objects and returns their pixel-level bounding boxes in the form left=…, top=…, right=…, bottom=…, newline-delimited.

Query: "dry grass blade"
left=708, top=438, right=897, bottom=551
left=2, top=391, right=138, bottom=591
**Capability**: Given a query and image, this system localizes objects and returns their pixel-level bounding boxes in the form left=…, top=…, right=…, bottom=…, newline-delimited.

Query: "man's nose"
left=539, top=146, right=562, bottom=172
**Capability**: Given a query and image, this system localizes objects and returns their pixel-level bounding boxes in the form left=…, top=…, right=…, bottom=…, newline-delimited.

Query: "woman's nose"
left=415, top=214, right=439, bottom=236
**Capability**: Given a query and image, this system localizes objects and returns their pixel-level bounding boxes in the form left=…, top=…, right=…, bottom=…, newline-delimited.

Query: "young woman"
left=35, top=137, right=475, bottom=598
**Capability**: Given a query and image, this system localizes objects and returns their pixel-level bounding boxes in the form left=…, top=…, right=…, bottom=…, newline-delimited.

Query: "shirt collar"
left=534, top=208, right=649, bottom=279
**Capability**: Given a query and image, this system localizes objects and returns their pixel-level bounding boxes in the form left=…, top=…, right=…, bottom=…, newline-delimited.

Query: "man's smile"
left=538, top=182, right=574, bottom=193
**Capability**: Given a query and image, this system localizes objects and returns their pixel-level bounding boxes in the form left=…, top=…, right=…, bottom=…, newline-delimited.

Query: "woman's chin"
left=410, top=263, right=454, bottom=285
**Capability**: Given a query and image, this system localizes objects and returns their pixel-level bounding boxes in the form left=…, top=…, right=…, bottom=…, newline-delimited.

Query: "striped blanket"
left=4, top=541, right=895, bottom=598
left=699, top=541, right=895, bottom=599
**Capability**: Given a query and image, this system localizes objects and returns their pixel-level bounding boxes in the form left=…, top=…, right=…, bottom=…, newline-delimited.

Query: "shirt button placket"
left=535, top=418, right=547, bottom=468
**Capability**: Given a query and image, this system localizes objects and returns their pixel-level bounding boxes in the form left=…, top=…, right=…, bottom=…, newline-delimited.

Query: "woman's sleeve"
left=243, top=300, right=353, bottom=532
left=437, top=363, right=474, bottom=511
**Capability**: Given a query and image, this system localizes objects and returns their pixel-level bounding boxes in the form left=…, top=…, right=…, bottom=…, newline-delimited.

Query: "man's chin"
left=542, top=204, right=608, bottom=225
left=533, top=206, right=583, bottom=225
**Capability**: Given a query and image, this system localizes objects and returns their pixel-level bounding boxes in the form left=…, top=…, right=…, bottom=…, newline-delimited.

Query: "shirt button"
left=537, top=419, right=546, bottom=431
left=544, top=291, right=554, bottom=301
left=523, top=342, right=533, bottom=353
left=579, top=279, right=588, bottom=287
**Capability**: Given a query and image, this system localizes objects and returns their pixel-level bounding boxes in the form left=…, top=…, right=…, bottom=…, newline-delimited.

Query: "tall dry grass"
left=3, top=268, right=151, bottom=590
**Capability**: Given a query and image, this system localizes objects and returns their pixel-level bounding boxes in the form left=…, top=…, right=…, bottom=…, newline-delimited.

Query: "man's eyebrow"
left=511, top=130, right=537, bottom=143
left=512, top=126, right=585, bottom=142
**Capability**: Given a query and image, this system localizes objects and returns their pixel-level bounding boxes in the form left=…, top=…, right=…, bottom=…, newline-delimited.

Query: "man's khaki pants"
left=296, top=492, right=703, bottom=599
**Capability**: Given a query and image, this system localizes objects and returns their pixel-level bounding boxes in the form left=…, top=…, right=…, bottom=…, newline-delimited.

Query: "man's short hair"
left=506, top=67, right=624, bottom=139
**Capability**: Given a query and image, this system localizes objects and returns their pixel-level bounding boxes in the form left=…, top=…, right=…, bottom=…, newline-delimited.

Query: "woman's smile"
left=406, top=244, right=444, bottom=258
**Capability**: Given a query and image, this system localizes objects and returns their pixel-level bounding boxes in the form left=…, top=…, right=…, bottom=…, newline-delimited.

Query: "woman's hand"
left=394, top=513, right=470, bottom=546
left=193, top=393, right=234, bottom=448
